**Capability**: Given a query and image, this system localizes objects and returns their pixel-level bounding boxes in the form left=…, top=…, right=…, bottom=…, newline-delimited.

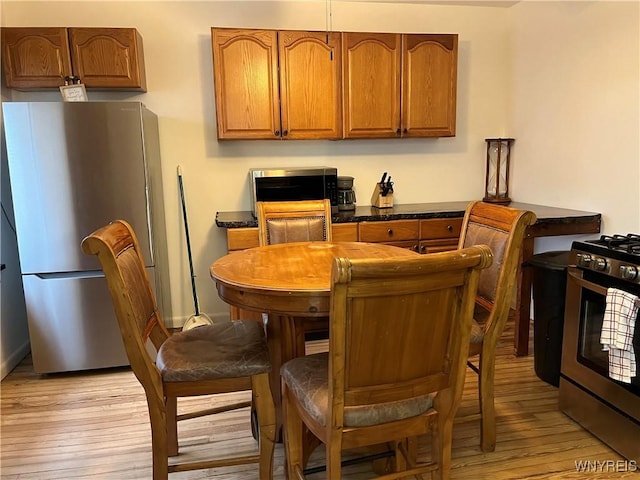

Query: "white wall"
left=510, top=0, right=640, bottom=252
left=0, top=1, right=637, bottom=335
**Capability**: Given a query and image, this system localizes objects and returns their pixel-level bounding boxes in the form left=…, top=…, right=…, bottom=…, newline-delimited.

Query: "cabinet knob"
left=420, top=245, right=427, bottom=253
left=275, top=130, right=280, bottom=136
left=283, top=130, right=288, bottom=137
left=447, top=225, right=453, bottom=231
left=403, top=128, right=408, bottom=134
left=396, top=128, right=401, bottom=135
left=387, top=229, right=393, bottom=237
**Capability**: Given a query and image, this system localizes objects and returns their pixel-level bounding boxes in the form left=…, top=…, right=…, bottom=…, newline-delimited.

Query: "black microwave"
left=249, top=167, right=338, bottom=215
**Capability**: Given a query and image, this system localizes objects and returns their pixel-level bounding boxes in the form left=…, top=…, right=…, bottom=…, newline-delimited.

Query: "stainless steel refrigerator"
left=3, top=101, right=171, bottom=373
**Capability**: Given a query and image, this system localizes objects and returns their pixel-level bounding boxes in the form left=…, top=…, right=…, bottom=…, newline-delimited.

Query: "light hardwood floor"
left=1, top=323, right=634, bottom=479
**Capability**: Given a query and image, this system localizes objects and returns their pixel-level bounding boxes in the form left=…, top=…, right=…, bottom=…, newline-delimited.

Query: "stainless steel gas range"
left=559, top=234, right=640, bottom=462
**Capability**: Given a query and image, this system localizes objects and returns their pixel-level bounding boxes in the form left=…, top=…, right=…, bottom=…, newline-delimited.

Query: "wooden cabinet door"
left=402, top=34, right=458, bottom=137
left=1, top=27, right=72, bottom=89
left=212, top=28, right=280, bottom=140
left=68, top=28, right=147, bottom=91
left=342, top=33, right=401, bottom=139
left=278, top=31, right=342, bottom=140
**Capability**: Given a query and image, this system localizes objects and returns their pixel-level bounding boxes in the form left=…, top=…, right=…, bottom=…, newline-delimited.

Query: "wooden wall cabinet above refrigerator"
left=342, top=32, right=458, bottom=138
left=212, top=28, right=342, bottom=140
left=1, top=27, right=147, bottom=91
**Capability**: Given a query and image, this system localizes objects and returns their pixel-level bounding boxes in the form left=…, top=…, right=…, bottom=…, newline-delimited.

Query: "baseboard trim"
left=1, top=339, right=30, bottom=380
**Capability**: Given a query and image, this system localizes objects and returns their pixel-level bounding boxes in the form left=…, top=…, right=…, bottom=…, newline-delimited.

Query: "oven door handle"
left=567, top=267, right=609, bottom=296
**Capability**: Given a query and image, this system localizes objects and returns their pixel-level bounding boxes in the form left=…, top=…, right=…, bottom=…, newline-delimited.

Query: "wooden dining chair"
left=257, top=199, right=333, bottom=246
left=81, top=220, right=276, bottom=479
left=257, top=199, right=334, bottom=346
left=458, top=201, right=537, bottom=452
left=281, top=245, right=493, bottom=480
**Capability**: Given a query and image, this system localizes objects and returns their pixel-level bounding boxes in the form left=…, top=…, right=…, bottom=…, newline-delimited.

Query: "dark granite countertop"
left=216, top=201, right=602, bottom=232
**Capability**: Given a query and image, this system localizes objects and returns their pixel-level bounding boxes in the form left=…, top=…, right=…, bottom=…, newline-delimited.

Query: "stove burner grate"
left=588, top=233, right=640, bottom=255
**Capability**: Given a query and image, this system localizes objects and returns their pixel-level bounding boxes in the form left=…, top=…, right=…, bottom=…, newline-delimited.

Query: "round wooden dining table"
left=210, top=241, right=418, bottom=435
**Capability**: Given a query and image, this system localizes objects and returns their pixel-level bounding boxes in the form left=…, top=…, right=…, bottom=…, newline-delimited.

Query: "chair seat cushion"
left=281, top=353, right=434, bottom=428
left=157, top=320, right=270, bottom=382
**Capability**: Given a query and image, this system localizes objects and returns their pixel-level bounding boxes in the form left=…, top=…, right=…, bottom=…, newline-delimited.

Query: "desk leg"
left=515, top=237, right=534, bottom=356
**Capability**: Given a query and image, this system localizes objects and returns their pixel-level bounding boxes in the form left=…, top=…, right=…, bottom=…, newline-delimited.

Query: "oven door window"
left=578, top=287, right=608, bottom=374
left=577, top=270, right=640, bottom=393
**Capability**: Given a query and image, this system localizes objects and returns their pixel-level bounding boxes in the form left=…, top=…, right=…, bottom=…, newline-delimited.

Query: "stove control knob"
left=620, top=265, right=639, bottom=281
left=576, top=253, right=592, bottom=267
left=593, top=257, right=608, bottom=271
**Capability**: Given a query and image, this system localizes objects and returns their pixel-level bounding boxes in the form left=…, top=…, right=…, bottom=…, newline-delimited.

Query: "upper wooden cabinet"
left=342, top=33, right=458, bottom=138
left=1, top=27, right=147, bottom=91
left=403, top=35, right=458, bottom=137
left=212, top=28, right=342, bottom=140
left=68, top=28, right=146, bottom=91
left=342, top=33, right=401, bottom=138
left=211, top=29, right=280, bottom=140
left=1, top=28, right=71, bottom=89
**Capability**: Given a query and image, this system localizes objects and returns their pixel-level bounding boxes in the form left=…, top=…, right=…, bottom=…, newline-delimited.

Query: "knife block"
left=371, top=183, right=394, bottom=209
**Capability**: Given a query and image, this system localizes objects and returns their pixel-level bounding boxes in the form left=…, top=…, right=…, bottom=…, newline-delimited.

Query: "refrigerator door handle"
left=34, top=271, right=106, bottom=280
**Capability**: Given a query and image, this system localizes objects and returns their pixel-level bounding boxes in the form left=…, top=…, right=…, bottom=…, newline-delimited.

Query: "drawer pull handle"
left=447, top=225, right=453, bottom=231
left=387, top=229, right=393, bottom=236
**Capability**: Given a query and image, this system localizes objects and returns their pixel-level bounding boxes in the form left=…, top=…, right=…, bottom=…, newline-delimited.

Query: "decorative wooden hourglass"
left=483, top=138, right=513, bottom=205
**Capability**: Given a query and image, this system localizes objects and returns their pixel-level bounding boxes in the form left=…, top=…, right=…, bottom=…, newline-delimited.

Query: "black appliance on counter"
left=559, top=234, right=640, bottom=462
left=249, top=166, right=338, bottom=215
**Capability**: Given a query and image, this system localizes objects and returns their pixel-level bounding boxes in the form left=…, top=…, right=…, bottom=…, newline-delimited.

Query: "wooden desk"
left=210, top=241, right=418, bottom=432
left=512, top=203, right=601, bottom=356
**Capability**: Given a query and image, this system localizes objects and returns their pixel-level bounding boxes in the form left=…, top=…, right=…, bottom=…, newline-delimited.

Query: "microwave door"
left=255, top=176, right=325, bottom=202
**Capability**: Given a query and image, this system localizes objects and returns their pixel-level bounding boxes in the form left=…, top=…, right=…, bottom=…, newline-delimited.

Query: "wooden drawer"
left=227, top=227, right=259, bottom=251
left=419, top=217, right=462, bottom=240
left=359, top=219, right=419, bottom=243
left=418, top=239, right=459, bottom=254
left=332, top=223, right=358, bottom=242
left=379, top=240, right=420, bottom=252
left=226, top=223, right=359, bottom=251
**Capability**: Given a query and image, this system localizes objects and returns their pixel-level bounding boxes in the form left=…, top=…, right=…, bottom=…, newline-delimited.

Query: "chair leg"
left=253, top=373, right=276, bottom=480
left=326, top=436, right=343, bottom=480
left=283, top=383, right=303, bottom=479
left=479, top=350, right=497, bottom=452
left=393, top=439, right=408, bottom=473
left=147, top=401, right=169, bottom=480
left=432, top=412, right=452, bottom=480
left=166, top=396, right=178, bottom=457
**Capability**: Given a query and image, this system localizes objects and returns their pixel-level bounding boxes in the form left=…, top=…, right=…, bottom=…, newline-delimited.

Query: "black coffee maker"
left=337, top=176, right=356, bottom=211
